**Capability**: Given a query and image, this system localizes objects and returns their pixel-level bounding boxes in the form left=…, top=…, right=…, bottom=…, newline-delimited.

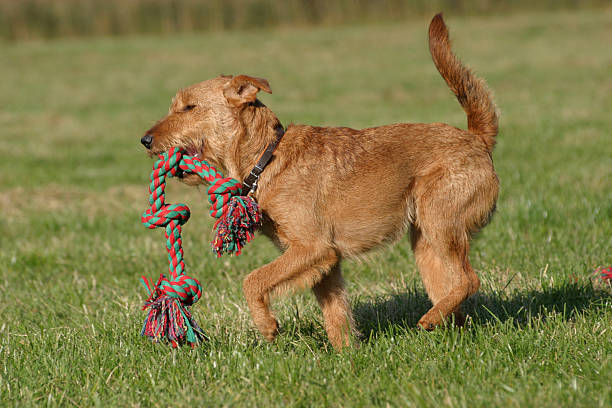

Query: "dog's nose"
left=141, top=134, right=153, bottom=149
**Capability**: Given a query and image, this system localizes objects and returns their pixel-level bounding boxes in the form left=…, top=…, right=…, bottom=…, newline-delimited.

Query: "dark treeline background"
left=0, top=0, right=608, bottom=40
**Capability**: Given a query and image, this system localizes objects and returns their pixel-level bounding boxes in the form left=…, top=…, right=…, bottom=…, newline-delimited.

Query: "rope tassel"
left=212, top=196, right=261, bottom=256
left=140, top=147, right=262, bottom=346
left=140, top=274, right=205, bottom=348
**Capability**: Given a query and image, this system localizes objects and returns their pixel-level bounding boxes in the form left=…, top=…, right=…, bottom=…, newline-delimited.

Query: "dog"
left=141, top=13, right=499, bottom=349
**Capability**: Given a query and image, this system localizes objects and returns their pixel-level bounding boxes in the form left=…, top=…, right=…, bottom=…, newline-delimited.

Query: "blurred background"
left=1, top=1, right=611, bottom=406
left=0, top=0, right=609, bottom=40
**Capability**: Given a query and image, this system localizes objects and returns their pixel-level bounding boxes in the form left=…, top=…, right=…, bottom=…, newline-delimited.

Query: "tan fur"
left=142, top=14, right=499, bottom=349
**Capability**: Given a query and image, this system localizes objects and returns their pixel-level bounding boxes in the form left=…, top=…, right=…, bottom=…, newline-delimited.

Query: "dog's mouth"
left=145, top=140, right=205, bottom=180
left=147, top=144, right=203, bottom=159
left=184, top=145, right=202, bottom=159
left=176, top=144, right=204, bottom=180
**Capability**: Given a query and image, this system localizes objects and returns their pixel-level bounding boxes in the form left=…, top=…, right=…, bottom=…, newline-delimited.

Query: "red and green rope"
left=140, top=147, right=261, bottom=347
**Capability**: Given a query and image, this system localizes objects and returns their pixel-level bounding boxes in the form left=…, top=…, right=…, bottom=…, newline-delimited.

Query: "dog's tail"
left=429, top=13, right=498, bottom=151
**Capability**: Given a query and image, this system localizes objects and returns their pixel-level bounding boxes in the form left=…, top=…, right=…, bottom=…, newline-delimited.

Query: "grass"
left=1, top=8, right=611, bottom=407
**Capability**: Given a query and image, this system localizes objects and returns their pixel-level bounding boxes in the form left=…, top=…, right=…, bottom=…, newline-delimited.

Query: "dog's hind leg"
left=312, top=263, right=355, bottom=349
left=410, top=224, right=477, bottom=329
left=243, top=244, right=338, bottom=342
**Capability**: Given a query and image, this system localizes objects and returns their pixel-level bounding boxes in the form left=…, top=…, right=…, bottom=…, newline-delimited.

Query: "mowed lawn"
left=1, top=8, right=611, bottom=407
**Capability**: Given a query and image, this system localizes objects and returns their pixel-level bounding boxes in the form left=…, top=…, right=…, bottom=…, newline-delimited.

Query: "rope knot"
left=142, top=274, right=203, bottom=306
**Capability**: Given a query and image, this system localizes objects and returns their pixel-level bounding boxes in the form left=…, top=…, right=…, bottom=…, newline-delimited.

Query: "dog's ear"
left=224, top=75, right=272, bottom=107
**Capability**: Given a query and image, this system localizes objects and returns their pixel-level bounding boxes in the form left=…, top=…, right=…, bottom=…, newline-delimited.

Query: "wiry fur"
left=142, top=14, right=499, bottom=349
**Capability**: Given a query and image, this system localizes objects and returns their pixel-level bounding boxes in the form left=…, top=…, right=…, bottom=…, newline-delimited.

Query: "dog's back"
left=261, top=12, right=502, bottom=255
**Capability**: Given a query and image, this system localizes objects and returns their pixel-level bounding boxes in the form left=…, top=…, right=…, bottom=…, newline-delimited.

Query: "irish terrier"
left=141, top=13, right=499, bottom=349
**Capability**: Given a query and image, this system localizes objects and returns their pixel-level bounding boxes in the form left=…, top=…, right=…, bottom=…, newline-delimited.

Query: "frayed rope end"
left=212, top=195, right=261, bottom=257
left=140, top=275, right=205, bottom=347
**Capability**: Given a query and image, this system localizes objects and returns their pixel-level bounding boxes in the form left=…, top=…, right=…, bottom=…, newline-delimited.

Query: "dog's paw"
left=258, top=317, right=279, bottom=342
left=418, top=308, right=466, bottom=330
left=417, top=319, right=437, bottom=331
left=417, top=308, right=444, bottom=330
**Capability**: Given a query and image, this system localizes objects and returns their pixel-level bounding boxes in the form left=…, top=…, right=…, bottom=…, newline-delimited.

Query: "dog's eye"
left=183, top=105, right=196, bottom=112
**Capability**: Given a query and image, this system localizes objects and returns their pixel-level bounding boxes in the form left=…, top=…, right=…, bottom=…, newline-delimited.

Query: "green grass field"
left=1, top=7, right=611, bottom=407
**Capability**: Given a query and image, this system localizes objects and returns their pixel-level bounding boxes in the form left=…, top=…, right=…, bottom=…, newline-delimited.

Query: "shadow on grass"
left=353, top=280, right=611, bottom=341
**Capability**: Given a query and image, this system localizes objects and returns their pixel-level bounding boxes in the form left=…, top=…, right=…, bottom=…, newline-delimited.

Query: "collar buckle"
left=244, top=169, right=261, bottom=194
left=241, top=126, right=285, bottom=196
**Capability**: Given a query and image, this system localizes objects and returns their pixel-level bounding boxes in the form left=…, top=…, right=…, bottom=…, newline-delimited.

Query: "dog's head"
left=141, top=74, right=274, bottom=184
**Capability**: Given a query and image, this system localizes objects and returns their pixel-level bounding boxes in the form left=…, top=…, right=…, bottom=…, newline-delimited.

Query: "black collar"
left=241, top=125, right=285, bottom=195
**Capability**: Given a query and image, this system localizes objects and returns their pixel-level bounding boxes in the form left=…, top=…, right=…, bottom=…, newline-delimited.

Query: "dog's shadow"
left=353, top=280, right=611, bottom=341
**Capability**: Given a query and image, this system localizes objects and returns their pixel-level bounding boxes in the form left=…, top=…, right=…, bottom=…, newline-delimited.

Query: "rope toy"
left=140, top=147, right=261, bottom=347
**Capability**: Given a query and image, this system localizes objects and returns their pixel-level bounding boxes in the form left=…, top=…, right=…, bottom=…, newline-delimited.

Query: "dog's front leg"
left=243, top=244, right=338, bottom=342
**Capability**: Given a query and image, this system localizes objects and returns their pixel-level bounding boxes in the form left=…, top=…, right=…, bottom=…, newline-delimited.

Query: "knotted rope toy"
left=140, top=147, right=261, bottom=347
